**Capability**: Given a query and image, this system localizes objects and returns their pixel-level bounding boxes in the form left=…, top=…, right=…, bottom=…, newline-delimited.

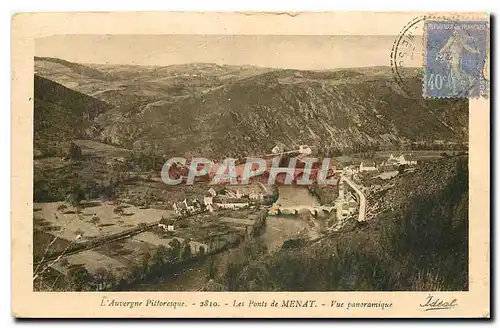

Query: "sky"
left=35, top=34, right=423, bottom=70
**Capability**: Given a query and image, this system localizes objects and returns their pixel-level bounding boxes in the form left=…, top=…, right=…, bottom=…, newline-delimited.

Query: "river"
left=258, top=185, right=318, bottom=251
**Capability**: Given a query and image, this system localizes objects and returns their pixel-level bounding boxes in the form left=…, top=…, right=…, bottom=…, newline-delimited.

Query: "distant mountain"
left=35, top=56, right=118, bottom=81
left=35, top=57, right=273, bottom=100
left=34, top=57, right=468, bottom=158
left=34, top=74, right=111, bottom=156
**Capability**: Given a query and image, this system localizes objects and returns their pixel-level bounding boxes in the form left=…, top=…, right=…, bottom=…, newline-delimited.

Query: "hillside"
left=133, top=71, right=467, bottom=157
left=34, top=57, right=468, bottom=158
left=211, top=156, right=469, bottom=291
left=35, top=57, right=273, bottom=102
left=34, top=74, right=111, bottom=156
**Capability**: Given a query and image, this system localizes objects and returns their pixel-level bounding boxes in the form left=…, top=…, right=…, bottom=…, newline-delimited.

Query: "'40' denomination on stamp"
left=424, top=19, right=489, bottom=98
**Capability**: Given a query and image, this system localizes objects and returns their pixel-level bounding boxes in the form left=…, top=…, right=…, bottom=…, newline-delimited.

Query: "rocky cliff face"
left=34, top=57, right=468, bottom=158
left=34, top=74, right=111, bottom=156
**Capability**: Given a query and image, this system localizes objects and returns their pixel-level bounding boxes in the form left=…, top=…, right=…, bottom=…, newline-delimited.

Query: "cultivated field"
left=33, top=201, right=174, bottom=242
left=52, top=250, right=127, bottom=275
left=73, top=139, right=131, bottom=158
left=35, top=200, right=263, bottom=281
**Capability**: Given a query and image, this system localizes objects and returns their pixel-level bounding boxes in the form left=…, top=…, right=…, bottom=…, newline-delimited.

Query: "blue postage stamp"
left=424, top=19, right=489, bottom=98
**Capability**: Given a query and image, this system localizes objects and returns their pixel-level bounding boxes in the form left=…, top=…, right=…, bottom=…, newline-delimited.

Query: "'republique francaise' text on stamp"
left=424, top=19, right=489, bottom=98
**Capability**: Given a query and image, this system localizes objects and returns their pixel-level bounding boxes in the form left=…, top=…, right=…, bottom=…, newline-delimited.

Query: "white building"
left=343, top=167, right=352, bottom=175
left=298, top=145, right=312, bottom=156
left=206, top=204, right=214, bottom=212
left=359, top=162, right=377, bottom=172
left=159, top=217, right=175, bottom=232
left=217, top=202, right=249, bottom=210
left=173, top=203, right=181, bottom=216
left=388, top=154, right=417, bottom=166
left=280, top=208, right=299, bottom=215
left=158, top=223, right=175, bottom=232
left=235, top=189, right=243, bottom=199
left=207, top=188, right=217, bottom=197
left=204, top=196, right=213, bottom=205
left=249, top=190, right=264, bottom=200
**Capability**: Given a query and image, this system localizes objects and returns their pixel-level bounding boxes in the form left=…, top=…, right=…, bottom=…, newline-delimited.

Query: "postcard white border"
left=11, top=11, right=490, bottom=318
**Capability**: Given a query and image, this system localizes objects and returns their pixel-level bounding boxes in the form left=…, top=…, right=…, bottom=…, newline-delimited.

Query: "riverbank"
left=125, top=186, right=326, bottom=291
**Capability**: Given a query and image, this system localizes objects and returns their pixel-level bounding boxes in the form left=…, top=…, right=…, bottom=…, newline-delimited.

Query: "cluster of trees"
left=317, top=145, right=381, bottom=158
left=125, top=151, right=166, bottom=172
left=408, top=141, right=468, bottom=151
left=112, top=238, right=202, bottom=290
left=34, top=140, right=84, bottom=160
left=218, top=239, right=270, bottom=291
left=308, top=184, right=338, bottom=205
left=316, top=141, right=468, bottom=158
left=54, top=238, right=200, bottom=291
left=132, top=239, right=193, bottom=279
left=34, top=165, right=119, bottom=203
left=68, top=142, right=82, bottom=160
left=35, top=143, right=166, bottom=203
left=63, top=179, right=117, bottom=208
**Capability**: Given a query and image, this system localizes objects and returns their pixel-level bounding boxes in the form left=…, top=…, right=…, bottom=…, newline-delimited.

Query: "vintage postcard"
left=11, top=12, right=490, bottom=318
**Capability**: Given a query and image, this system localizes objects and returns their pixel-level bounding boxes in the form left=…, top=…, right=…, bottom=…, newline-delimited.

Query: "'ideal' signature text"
left=420, top=294, right=458, bottom=311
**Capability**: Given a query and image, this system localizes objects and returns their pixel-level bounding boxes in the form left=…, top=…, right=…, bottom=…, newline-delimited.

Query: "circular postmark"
left=391, top=15, right=488, bottom=98
left=390, top=16, right=426, bottom=98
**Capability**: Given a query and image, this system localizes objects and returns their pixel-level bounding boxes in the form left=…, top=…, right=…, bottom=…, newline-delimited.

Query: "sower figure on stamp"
left=437, top=28, right=481, bottom=96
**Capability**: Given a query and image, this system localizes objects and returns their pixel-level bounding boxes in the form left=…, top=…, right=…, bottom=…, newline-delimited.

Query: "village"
left=33, top=141, right=424, bottom=292
left=160, top=149, right=420, bottom=235
left=158, top=185, right=274, bottom=233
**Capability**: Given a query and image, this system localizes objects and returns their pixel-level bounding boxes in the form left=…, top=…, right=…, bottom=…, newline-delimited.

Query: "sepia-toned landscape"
left=33, top=35, right=469, bottom=293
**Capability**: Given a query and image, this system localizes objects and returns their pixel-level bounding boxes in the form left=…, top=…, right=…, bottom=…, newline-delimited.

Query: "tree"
left=398, top=164, right=408, bottom=175
left=142, top=188, right=153, bottom=208
left=91, top=216, right=100, bottom=225
left=181, top=239, right=192, bottom=261
left=141, top=252, right=152, bottom=278
left=127, top=264, right=142, bottom=285
left=168, top=238, right=181, bottom=262
left=272, top=190, right=279, bottom=203
left=86, top=181, right=102, bottom=200
left=198, top=246, right=206, bottom=257
left=94, top=267, right=114, bottom=291
left=66, top=183, right=85, bottom=208
left=67, top=266, right=92, bottom=291
left=74, top=229, right=84, bottom=239
left=206, top=259, right=216, bottom=279
left=113, top=206, right=124, bottom=216
left=150, top=245, right=168, bottom=272
left=68, top=142, right=82, bottom=160
left=235, top=263, right=272, bottom=291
